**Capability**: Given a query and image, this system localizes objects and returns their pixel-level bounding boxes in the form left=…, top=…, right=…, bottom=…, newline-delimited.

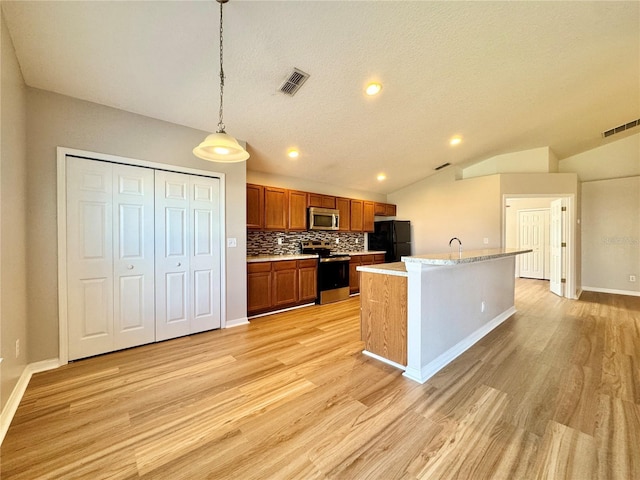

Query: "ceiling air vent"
left=279, top=68, right=310, bottom=96
left=602, top=118, right=640, bottom=138
left=434, top=162, right=451, bottom=171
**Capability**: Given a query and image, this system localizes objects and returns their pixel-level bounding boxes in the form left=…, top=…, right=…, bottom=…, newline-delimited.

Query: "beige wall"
left=26, top=88, right=247, bottom=362
left=388, top=169, right=502, bottom=254
left=246, top=171, right=386, bottom=203
left=1, top=10, right=29, bottom=411
left=581, top=177, right=639, bottom=293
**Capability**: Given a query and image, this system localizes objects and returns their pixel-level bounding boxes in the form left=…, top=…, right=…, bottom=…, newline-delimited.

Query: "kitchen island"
left=357, top=248, right=531, bottom=383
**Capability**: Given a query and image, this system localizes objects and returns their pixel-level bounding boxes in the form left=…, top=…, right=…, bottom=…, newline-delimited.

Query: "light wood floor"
left=2, top=279, right=639, bottom=479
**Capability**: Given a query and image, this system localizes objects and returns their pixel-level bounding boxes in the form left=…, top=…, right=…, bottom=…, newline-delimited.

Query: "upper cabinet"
left=288, top=190, right=308, bottom=231
left=335, top=197, right=351, bottom=232
left=363, top=201, right=375, bottom=232
left=246, top=184, right=396, bottom=232
left=264, top=187, right=288, bottom=230
left=308, top=193, right=336, bottom=209
left=246, top=184, right=264, bottom=229
left=350, top=200, right=363, bottom=231
left=375, top=202, right=397, bottom=217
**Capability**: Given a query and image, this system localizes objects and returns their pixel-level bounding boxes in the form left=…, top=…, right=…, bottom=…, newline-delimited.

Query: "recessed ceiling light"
left=377, top=173, right=386, bottom=181
left=365, top=83, right=382, bottom=96
left=450, top=136, right=462, bottom=146
left=287, top=149, right=299, bottom=159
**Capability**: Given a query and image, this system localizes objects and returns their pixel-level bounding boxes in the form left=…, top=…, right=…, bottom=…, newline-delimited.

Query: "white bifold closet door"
left=67, top=157, right=155, bottom=360
left=155, top=171, right=221, bottom=341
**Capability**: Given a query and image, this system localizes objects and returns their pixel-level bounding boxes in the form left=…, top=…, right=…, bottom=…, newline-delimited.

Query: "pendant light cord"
left=217, top=0, right=226, bottom=133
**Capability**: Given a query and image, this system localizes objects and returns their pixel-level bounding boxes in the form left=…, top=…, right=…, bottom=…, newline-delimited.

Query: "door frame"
left=502, top=194, right=577, bottom=299
left=57, top=147, right=227, bottom=365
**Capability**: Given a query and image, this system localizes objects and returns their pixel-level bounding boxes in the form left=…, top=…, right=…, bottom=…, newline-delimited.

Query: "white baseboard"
left=1, top=358, right=60, bottom=445
left=247, top=302, right=315, bottom=320
left=582, top=286, right=640, bottom=297
left=362, top=350, right=406, bottom=371
left=403, top=307, right=516, bottom=384
left=224, top=317, right=250, bottom=328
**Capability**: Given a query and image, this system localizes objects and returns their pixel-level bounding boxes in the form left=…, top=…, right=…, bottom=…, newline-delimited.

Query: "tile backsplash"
left=247, top=231, right=366, bottom=256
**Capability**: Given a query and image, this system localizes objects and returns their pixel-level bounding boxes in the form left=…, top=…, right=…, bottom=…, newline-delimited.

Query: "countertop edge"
left=401, top=248, right=532, bottom=266
left=247, top=254, right=319, bottom=263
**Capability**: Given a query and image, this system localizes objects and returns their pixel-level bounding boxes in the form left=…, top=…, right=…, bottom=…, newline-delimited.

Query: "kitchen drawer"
left=298, top=259, right=318, bottom=268
left=248, top=262, right=272, bottom=273
left=273, top=260, right=298, bottom=271
left=360, top=255, right=375, bottom=264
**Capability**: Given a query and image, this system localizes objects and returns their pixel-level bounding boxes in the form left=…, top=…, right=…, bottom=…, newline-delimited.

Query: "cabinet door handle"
left=127, top=265, right=134, bottom=270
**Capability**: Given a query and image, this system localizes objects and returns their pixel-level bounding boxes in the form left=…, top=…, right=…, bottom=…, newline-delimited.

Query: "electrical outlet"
left=483, top=238, right=489, bottom=245
left=15, top=339, right=20, bottom=358
left=335, top=238, right=340, bottom=244
left=355, top=238, right=359, bottom=244
left=630, top=275, right=637, bottom=282
left=277, top=237, right=283, bottom=245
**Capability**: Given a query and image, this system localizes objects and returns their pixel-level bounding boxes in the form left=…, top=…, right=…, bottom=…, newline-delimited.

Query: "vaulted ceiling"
left=3, top=1, right=639, bottom=194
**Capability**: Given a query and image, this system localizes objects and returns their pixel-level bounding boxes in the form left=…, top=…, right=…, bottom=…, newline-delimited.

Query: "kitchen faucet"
left=449, top=237, right=462, bottom=257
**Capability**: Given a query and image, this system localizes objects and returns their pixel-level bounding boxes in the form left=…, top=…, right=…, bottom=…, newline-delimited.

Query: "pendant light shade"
left=193, top=132, right=249, bottom=162
left=193, top=0, right=249, bottom=163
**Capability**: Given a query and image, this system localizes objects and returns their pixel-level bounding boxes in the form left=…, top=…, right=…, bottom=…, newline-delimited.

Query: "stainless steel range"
left=301, top=241, right=351, bottom=304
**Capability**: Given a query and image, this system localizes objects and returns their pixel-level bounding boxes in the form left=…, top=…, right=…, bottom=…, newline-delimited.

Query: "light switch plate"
left=227, top=238, right=237, bottom=248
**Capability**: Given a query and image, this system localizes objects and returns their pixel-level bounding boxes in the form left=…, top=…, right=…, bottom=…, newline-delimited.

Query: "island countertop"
left=401, top=248, right=532, bottom=266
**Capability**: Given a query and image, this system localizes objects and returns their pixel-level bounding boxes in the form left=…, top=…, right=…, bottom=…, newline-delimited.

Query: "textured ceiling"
left=3, top=1, right=639, bottom=194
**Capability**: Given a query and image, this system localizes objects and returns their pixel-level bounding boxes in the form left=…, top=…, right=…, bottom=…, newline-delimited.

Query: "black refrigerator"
left=368, top=220, right=412, bottom=262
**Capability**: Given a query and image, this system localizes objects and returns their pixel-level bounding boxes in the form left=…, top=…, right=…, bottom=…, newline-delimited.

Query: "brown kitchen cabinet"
left=350, top=200, right=363, bottom=231
left=349, top=254, right=386, bottom=294
left=298, top=259, right=318, bottom=303
left=247, top=259, right=318, bottom=316
left=374, top=202, right=397, bottom=217
left=307, top=193, right=336, bottom=209
left=272, top=260, right=298, bottom=307
left=264, top=187, right=288, bottom=230
left=246, top=184, right=264, bottom=229
left=363, top=201, right=375, bottom=232
left=335, top=197, right=351, bottom=232
left=247, top=262, right=272, bottom=313
left=288, top=190, right=308, bottom=231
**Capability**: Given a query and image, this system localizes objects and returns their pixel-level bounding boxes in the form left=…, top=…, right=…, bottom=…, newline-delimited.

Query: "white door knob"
left=177, top=262, right=182, bottom=267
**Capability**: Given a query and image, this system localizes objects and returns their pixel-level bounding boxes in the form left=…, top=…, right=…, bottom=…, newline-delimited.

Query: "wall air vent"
left=434, top=162, right=451, bottom=171
left=279, top=68, right=310, bottom=96
left=602, top=118, right=640, bottom=138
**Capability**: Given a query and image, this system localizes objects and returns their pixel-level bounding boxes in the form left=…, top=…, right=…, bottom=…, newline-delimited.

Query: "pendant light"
left=193, top=0, right=249, bottom=162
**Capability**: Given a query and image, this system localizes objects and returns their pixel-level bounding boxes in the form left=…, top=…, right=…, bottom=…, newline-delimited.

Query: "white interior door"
left=113, top=164, right=156, bottom=350
left=67, top=158, right=114, bottom=360
left=550, top=199, right=564, bottom=296
left=190, top=176, right=221, bottom=333
left=155, top=171, right=191, bottom=341
left=155, top=172, right=221, bottom=340
left=519, top=210, right=545, bottom=279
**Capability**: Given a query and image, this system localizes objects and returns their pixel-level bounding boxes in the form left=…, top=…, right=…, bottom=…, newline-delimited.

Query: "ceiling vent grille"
left=434, top=162, right=451, bottom=171
left=602, top=118, right=640, bottom=138
left=279, top=68, right=310, bottom=96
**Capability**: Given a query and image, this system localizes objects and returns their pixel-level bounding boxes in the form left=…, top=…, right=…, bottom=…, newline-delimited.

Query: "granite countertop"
left=247, top=254, right=319, bottom=263
left=334, top=250, right=386, bottom=256
left=356, top=262, right=407, bottom=277
left=401, top=248, right=532, bottom=266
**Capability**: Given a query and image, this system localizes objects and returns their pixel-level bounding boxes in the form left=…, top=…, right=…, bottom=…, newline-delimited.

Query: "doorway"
left=504, top=195, right=575, bottom=299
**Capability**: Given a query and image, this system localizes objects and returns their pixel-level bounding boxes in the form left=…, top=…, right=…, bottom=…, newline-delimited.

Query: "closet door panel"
left=67, top=157, right=114, bottom=360
left=113, top=164, right=155, bottom=349
left=155, top=171, right=191, bottom=341
left=190, top=176, right=221, bottom=333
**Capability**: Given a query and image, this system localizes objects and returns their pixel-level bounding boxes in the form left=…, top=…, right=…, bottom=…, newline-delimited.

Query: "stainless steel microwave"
left=308, top=207, right=340, bottom=231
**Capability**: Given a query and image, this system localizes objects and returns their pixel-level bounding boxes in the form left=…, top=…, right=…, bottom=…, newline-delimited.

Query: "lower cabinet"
left=248, top=259, right=318, bottom=316
left=350, top=254, right=386, bottom=294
